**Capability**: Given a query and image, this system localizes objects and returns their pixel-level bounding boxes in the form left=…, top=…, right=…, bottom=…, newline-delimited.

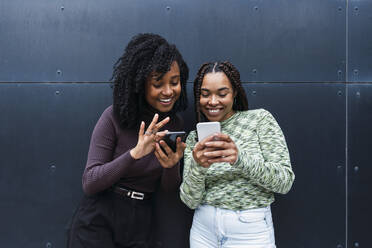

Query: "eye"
left=171, top=80, right=179, bottom=86
left=201, top=93, right=209, bottom=98
left=219, top=94, right=227, bottom=97
left=153, top=84, right=162, bottom=89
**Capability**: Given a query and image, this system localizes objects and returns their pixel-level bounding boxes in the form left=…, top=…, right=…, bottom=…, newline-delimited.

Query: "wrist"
left=130, top=147, right=142, bottom=160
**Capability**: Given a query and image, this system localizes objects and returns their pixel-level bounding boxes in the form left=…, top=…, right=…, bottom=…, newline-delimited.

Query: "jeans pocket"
left=235, top=210, right=269, bottom=236
left=238, top=211, right=266, bottom=223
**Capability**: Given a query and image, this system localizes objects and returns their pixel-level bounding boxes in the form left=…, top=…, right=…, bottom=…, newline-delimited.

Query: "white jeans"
left=190, top=205, right=276, bottom=248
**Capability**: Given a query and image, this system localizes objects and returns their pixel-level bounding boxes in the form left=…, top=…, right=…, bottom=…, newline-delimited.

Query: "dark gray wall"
left=0, top=0, right=348, bottom=82
left=0, top=1, right=371, bottom=248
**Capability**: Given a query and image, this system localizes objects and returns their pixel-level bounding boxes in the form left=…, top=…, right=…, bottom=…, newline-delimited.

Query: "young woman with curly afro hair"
left=68, top=33, right=189, bottom=248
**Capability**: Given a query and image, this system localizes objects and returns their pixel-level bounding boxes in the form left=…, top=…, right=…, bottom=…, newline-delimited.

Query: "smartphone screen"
left=196, top=122, right=221, bottom=141
left=162, top=131, right=186, bottom=153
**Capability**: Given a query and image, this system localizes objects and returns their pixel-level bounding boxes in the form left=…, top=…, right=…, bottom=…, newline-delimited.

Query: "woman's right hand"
left=130, top=114, right=170, bottom=160
left=192, top=134, right=221, bottom=168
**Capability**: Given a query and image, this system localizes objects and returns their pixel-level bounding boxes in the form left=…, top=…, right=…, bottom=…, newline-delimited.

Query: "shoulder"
left=94, top=105, right=118, bottom=131
left=101, top=105, right=114, bottom=118
left=229, top=109, right=277, bottom=132
left=237, top=108, right=273, bottom=121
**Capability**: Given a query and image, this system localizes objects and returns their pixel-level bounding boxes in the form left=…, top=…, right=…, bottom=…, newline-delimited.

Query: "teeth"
left=160, top=99, right=171, bottom=103
left=208, top=109, right=220, bottom=113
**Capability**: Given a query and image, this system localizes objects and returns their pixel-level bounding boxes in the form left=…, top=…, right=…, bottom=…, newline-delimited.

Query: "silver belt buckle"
left=131, top=191, right=145, bottom=200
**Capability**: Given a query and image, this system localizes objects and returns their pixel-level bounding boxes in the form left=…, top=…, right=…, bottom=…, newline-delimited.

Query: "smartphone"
left=196, top=122, right=221, bottom=142
left=162, top=131, right=186, bottom=153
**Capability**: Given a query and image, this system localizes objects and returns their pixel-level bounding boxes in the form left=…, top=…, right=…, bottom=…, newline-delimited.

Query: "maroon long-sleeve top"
left=82, top=105, right=183, bottom=195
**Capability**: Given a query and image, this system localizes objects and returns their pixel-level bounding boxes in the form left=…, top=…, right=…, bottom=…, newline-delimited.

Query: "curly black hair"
left=193, top=61, right=248, bottom=122
left=111, top=33, right=189, bottom=129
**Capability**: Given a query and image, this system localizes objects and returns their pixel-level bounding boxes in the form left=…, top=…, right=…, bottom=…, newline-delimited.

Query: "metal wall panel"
left=0, top=0, right=345, bottom=82
left=0, top=82, right=347, bottom=247
left=244, top=83, right=346, bottom=248
left=348, top=1, right=372, bottom=82
left=0, top=83, right=112, bottom=248
left=347, top=84, right=372, bottom=248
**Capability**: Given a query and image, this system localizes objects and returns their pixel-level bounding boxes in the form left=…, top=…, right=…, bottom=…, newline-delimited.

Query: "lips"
left=159, top=98, right=173, bottom=105
left=205, top=108, right=223, bottom=116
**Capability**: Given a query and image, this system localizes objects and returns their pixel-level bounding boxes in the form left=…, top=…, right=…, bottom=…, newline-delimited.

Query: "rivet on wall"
left=337, top=91, right=342, bottom=96
left=61, top=6, right=65, bottom=11
left=46, top=242, right=52, bottom=248
left=354, top=242, right=360, bottom=247
left=353, top=69, right=359, bottom=81
left=356, top=91, right=360, bottom=98
left=166, top=6, right=171, bottom=11
left=354, top=166, right=359, bottom=173
left=50, top=164, right=57, bottom=174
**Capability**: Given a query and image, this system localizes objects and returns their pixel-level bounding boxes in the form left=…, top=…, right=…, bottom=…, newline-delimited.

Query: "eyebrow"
left=151, top=74, right=180, bottom=81
left=201, top=87, right=230, bottom=91
left=170, top=75, right=180, bottom=80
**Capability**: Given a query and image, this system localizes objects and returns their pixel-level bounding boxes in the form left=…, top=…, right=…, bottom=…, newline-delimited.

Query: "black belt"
left=112, top=186, right=151, bottom=200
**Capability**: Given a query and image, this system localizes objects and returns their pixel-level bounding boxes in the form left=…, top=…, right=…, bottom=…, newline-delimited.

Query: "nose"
left=208, top=95, right=219, bottom=105
left=161, top=84, right=172, bottom=96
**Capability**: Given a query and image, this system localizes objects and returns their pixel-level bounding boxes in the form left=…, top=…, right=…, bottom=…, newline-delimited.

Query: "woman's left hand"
left=204, top=133, right=238, bottom=165
left=154, top=137, right=186, bottom=168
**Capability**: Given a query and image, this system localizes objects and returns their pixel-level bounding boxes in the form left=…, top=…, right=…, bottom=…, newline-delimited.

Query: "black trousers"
left=67, top=190, right=158, bottom=248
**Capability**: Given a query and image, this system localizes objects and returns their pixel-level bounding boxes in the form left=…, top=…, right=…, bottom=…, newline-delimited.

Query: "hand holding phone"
left=155, top=131, right=187, bottom=169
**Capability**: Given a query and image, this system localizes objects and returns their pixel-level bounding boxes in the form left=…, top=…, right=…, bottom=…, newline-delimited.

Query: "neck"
left=140, top=102, right=175, bottom=128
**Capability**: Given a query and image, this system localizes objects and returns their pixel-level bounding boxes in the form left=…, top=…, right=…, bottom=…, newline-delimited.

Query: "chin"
left=157, top=105, right=174, bottom=113
left=203, top=115, right=221, bottom=122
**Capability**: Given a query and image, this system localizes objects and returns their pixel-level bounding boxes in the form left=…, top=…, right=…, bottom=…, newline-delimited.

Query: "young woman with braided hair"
left=180, top=61, right=295, bottom=247
left=68, top=33, right=189, bottom=248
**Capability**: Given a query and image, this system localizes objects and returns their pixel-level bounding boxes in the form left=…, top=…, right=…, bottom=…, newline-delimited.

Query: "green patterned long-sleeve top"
left=180, top=109, right=295, bottom=210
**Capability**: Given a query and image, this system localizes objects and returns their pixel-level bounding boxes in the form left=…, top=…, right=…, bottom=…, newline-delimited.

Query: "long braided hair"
left=193, top=61, right=248, bottom=122
left=111, top=33, right=189, bottom=129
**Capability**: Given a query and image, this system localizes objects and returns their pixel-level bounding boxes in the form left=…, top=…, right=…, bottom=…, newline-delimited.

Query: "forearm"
left=179, top=158, right=208, bottom=209
left=234, top=150, right=294, bottom=194
left=82, top=150, right=137, bottom=195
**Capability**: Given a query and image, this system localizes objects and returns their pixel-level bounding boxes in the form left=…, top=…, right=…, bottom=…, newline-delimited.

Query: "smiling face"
left=145, top=61, right=181, bottom=113
left=199, top=72, right=236, bottom=122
